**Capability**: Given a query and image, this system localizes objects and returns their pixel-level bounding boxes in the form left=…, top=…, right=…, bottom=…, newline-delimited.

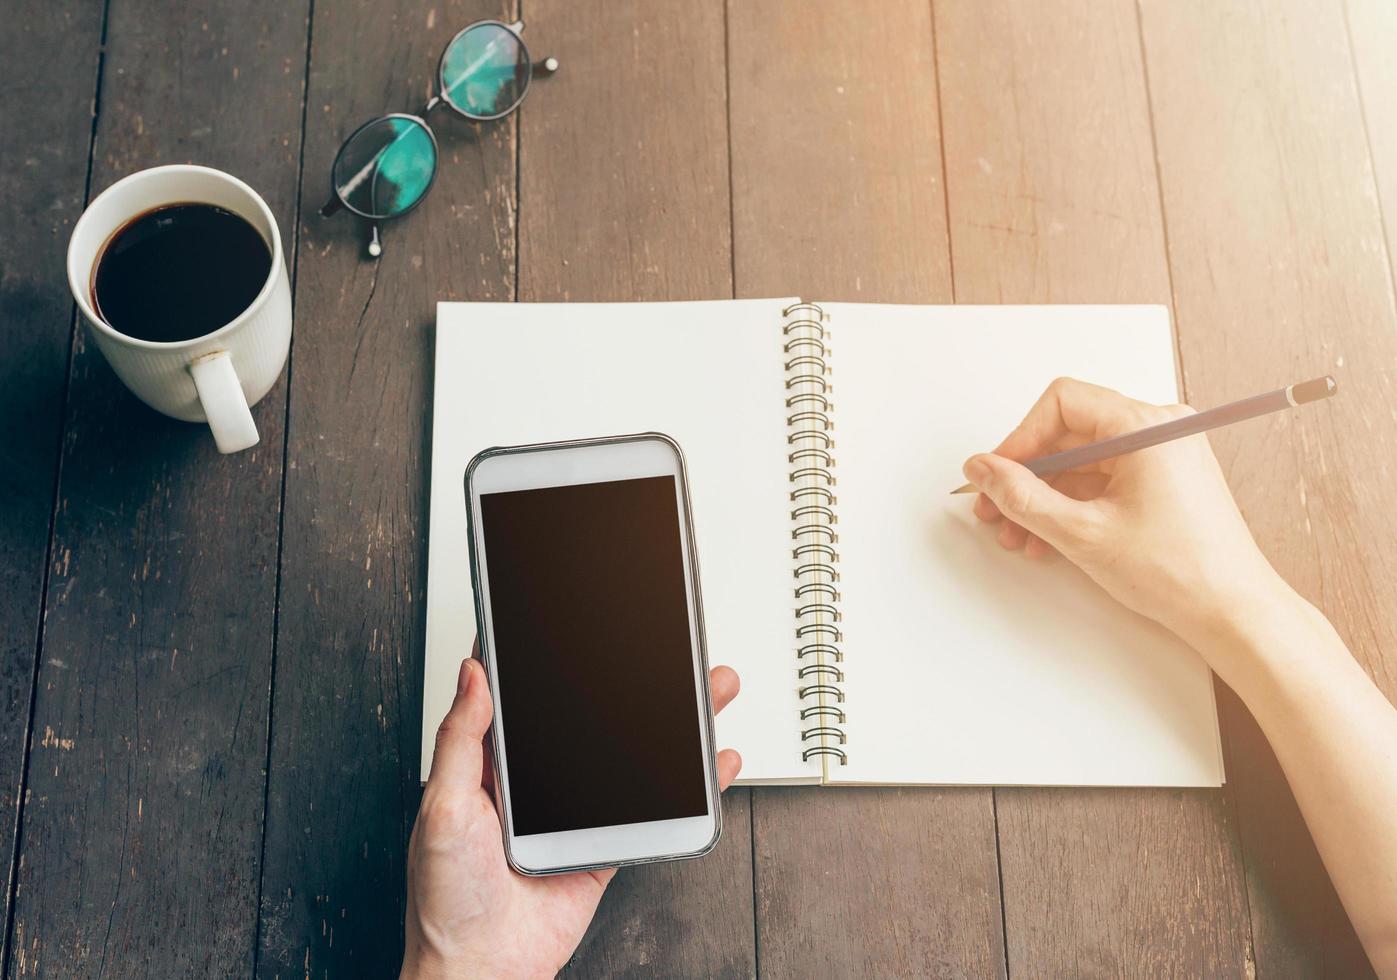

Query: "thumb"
left=962, top=453, right=1096, bottom=552
left=427, top=654, right=494, bottom=789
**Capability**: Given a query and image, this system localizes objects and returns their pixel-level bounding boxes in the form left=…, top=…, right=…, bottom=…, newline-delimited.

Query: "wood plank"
left=5, top=0, right=310, bottom=976
left=728, top=2, right=1007, bottom=975
left=728, top=0, right=953, bottom=303
left=1139, top=0, right=1397, bottom=974
left=935, top=0, right=1172, bottom=305
left=0, top=1, right=106, bottom=969
left=932, top=1, right=1254, bottom=974
left=516, top=2, right=757, bottom=975
left=1346, top=0, right=1397, bottom=282
left=253, top=1, right=516, bottom=976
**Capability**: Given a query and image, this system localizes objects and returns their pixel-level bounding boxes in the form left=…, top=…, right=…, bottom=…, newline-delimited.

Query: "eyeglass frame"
left=320, top=18, right=558, bottom=255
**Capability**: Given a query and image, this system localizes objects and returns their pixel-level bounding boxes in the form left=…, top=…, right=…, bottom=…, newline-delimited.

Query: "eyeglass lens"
left=332, top=116, right=437, bottom=219
left=440, top=23, right=529, bottom=118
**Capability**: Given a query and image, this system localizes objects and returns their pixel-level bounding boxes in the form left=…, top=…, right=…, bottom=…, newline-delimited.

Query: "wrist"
left=402, top=944, right=523, bottom=980
left=401, top=943, right=476, bottom=980
left=1165, top=558, right=1289, bottom=648
left=1185, top=574, right=1347, bottom=700
left=400, top=949, right=450, bottom=980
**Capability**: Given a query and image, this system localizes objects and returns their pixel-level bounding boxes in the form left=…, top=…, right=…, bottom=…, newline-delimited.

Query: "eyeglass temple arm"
left=320, top=195, right=344, bottom=218
left=509, top=18, right=560, bottom=74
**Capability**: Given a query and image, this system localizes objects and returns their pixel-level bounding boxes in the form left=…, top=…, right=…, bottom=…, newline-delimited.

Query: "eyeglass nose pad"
left=510, top=19, right=523, bottom=32
left=367, top=223, right=382, bottom=259
left=535, top=57, right=559, bottom=75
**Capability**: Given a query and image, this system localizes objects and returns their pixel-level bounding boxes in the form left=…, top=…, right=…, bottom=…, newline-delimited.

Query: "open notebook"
left=423, top=299, right=1224, bottom=787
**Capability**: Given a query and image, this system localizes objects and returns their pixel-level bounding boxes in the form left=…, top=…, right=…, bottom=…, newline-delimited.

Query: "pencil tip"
left=950, top=483, right=975, bottom=495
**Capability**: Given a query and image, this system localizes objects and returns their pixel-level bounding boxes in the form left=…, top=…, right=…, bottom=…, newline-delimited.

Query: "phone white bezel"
left=464, top=433, right=721, bottom=876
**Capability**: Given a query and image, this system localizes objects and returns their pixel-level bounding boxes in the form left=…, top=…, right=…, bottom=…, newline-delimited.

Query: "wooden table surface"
left=3, top=0, right=1394, bottom=976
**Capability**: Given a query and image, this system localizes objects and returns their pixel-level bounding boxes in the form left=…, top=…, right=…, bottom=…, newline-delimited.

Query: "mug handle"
left=189, top=350, right=259, bottom=454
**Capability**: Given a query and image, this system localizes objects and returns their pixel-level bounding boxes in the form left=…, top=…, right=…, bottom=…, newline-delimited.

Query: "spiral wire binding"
left=783, top=301, right=847, bottom=767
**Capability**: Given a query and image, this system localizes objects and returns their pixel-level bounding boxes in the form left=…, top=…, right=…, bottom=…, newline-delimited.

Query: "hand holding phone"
left=401, top=646, right=742, bottom=980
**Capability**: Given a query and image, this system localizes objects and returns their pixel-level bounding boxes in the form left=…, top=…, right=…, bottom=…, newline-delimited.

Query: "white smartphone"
left=463, top=433, right=722, bottom=875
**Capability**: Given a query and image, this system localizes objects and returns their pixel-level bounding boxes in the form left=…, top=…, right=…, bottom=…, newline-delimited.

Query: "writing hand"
left=961, top=376, right=1286, bottom=650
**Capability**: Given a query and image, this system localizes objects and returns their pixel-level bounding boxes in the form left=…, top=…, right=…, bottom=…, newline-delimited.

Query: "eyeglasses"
left=320, top=19, right=557, bottom=258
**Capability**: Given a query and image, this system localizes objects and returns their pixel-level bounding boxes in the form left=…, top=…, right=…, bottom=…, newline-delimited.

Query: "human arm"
left=961, top=377, right=1397, bottom=977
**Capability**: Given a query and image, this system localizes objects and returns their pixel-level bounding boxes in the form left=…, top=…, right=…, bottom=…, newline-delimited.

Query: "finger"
left=973, top=491, right=1001, bottom=523
left=710, top=666, right=740, bottom=715
left=428, top=656, right=494, bottom=788
left=963, top=453, right=1102, bottom=554
left=480, top=730, right=497, bottom=797
left=589, top=866, right=618, bottom=887
left=716, top=748, right=742, bottom=790
left=981, top=468, right=1108, bottom=528
left=465, top=638, right=496, bottom=796
left=998, top=519, right=1029, bottom=551
left=993, top=377, right=1142, bottom=462
left=1005, top=477, right=1078, bottom=555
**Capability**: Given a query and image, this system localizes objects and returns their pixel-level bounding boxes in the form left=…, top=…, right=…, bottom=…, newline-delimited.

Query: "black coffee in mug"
left=92, top=202, right=272, bottom=343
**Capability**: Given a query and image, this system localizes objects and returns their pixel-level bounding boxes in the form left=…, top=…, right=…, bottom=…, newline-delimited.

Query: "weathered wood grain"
left=728, top=2, right=1007, bottom=975
left=935, top=0, right=1171, bottom=305
left=5, top=0, right=310, bottom=976
left=516, top=2, right=757, bottom=976
left=0, top=1, right=107, bottom=970
left=1346, top=0, right=1397, bottom=284
left=728, top=0, right=953, bottom=303
left=933, top=1, right=1254, bottom=974
left=254, top=0, right=516, bottom=976
left=7, top=1, right=1395, bottom=976
left=1140, top=0, right=1397, bottom=974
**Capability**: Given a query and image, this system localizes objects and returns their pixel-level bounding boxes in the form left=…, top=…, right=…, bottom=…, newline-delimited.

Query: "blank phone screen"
left=480, top=475, right=708, bottom=836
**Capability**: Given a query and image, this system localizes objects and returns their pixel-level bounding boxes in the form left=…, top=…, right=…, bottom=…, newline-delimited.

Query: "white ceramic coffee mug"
left=66, top=165, right=291, bottom=453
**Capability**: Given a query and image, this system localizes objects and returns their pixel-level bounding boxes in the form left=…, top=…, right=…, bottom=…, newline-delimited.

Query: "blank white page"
left=424, top=299, right=818, bottom=784
left=822, top=303, right=1223, bottom=786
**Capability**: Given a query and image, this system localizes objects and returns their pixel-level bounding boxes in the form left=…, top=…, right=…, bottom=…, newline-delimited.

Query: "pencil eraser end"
left=1292, top=376, right=1337, bottom=404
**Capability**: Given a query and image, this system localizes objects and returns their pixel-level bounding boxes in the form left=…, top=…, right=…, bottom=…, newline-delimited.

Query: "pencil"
left=950, top=376, right=1337, bottom=494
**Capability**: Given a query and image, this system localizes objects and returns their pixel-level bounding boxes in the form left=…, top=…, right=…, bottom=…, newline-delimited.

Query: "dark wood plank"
left=0, top=1, right=106, bottom=969
left=727, top=2, right=1007, bottom=975
left=932, top=1, right=1254, bottom=974
left=6, top=0, right=310, bottom=975
left=513, top=3, right=756, bottom=976
left=1140, top=0, right=1397, bottom=974
left=254, top=1, right=516, bottom=976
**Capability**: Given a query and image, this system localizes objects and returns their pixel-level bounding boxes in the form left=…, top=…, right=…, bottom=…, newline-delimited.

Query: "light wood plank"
left=933, top=1, right=1254, bottom=973
left=728, top=2, right=1006, bottom=975
left=1346, top=0, right=1397, bottom=289
left=9, top=0, right=310, bottom=975
left=255, top=0, right=516, bottom=975
left=1140, top=0, right=1396, bottom=974
left=937, top=0, right=1171, bottom=305
left=517, top=2, right=757, bottom=976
